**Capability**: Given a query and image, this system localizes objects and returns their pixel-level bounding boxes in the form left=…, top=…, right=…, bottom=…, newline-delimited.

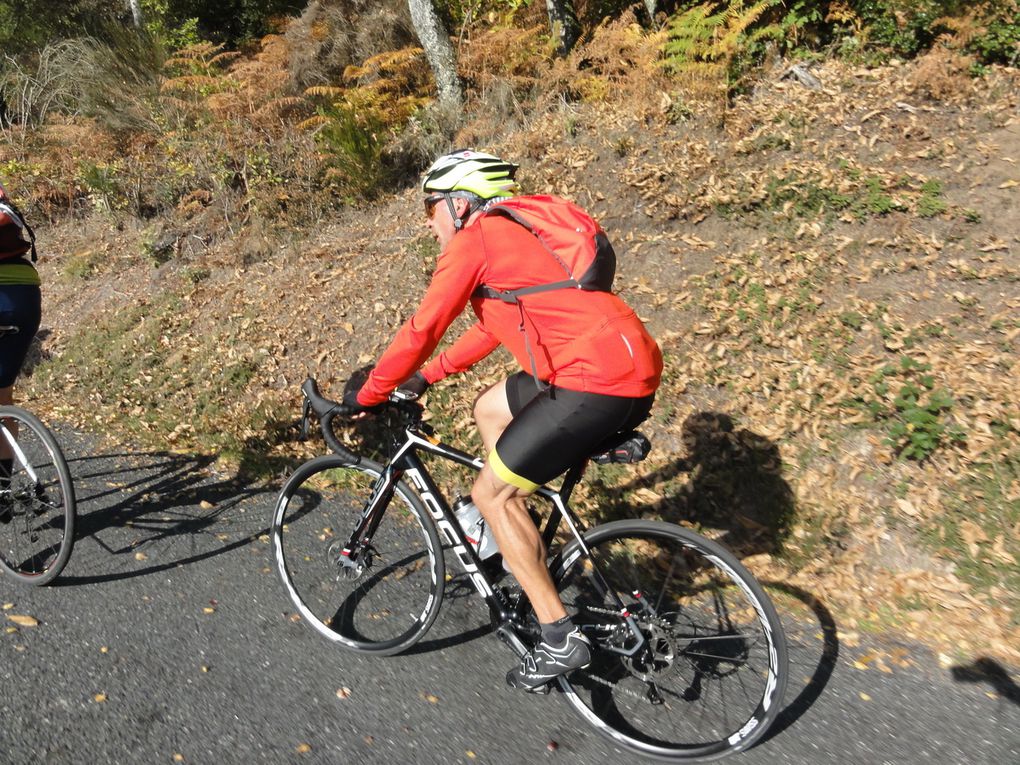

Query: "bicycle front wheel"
left=272, top=455, right=445, bottom=655
left=549, top=520, right=787, bottom=762
left=0, top=406, right=76, bottom=586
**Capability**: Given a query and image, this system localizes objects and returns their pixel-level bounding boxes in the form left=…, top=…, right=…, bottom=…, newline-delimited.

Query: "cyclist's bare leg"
left=471, top=381, right=568, bottom=625
left=473, top=380, right=512, bottom=454
left=471, top=465, right=568, bottom=624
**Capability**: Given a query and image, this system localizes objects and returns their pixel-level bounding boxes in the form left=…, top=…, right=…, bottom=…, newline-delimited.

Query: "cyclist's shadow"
left=595, top=410, right=796, bottom=557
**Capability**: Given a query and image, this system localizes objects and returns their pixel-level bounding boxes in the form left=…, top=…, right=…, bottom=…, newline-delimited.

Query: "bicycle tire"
left=272, top=455, right=445, bottom=655
left=0, top=406, right=76, bottom=586
left=545, top=519, right=788, bottom=762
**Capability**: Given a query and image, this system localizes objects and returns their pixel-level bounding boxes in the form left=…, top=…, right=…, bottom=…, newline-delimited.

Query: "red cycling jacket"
left=357, top=212, right=662, bottom=406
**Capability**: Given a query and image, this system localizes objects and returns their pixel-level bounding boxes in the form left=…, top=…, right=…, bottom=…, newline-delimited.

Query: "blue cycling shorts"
left=0, top=284, right=41, bottom=387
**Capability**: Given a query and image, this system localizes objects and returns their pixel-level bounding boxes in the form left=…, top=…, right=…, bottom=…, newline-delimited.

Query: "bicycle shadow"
left=757, top=581, right=840, bottom=742
left=951, top=658, right=1020, bottom=705
left=593, top=410, right=796, bottom=558
left=54, top=447, right=274, bottom=585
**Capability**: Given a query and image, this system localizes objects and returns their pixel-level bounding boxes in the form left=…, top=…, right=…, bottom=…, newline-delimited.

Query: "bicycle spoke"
left=652, top=553, right=678, bottom=615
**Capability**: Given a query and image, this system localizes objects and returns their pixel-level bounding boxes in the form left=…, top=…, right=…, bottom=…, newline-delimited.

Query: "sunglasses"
left=424, top=194, right=446, bottom=220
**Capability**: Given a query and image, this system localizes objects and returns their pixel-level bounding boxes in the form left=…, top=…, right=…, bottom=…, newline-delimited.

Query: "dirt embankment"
left=26, top=57, right=1020, bottom=664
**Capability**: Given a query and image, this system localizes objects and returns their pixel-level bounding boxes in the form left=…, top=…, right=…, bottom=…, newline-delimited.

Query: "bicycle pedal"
left=506, top=676, right=552, bottom=695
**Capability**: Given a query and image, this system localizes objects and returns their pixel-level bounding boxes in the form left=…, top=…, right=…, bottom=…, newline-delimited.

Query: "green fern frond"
left=715, top=0, right=782, bottom=57
left=661, top=0, right=784, bottom=88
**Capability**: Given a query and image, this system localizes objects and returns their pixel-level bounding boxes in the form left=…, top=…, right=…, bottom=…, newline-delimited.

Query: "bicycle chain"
left=584, top=605, right=627, bottom=617
left=570, top=668, right=649, bottom=702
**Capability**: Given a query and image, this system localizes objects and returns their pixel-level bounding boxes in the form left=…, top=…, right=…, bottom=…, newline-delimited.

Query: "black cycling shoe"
left=506, top=628, right=592, bottom=692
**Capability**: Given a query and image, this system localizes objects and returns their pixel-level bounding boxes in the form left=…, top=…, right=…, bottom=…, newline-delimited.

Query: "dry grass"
left=907, top=45, right=978, bottom=101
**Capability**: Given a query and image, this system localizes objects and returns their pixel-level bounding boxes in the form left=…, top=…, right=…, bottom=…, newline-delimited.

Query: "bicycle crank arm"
left=495, top=624, right=531, bottom=659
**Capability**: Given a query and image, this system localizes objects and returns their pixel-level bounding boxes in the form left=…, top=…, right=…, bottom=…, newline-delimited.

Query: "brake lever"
left=299, top=398, right=312, bottom=441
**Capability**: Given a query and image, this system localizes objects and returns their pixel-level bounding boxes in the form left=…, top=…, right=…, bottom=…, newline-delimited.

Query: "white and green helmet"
left=422, top=150, right=519, bottom=200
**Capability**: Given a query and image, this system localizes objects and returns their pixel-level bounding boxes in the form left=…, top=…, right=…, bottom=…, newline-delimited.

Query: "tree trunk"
left=407, top=0, right=463, bottom=109
left=545, top=0, right=580, bottom=56
left=127, top=0, right=144, bottom=28
left=643, top=0, right=657, bottom=24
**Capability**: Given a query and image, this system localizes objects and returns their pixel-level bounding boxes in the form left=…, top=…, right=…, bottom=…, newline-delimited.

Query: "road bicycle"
left=0, top=329, right=76, bottom=585
left=272, top=378, right=788, bottom=762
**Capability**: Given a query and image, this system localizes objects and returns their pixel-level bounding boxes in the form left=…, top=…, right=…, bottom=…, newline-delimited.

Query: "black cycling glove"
left=342, top=365, right=380, bottom=413
left=392, top=371, right=430, bottom=401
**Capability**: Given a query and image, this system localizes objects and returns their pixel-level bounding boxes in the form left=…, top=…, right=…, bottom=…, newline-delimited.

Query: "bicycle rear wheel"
left=548, top=520, right=787, bottom=762
left=272, top=455, right=445, bottom=655
left=0, top=406, right=76, bottom=586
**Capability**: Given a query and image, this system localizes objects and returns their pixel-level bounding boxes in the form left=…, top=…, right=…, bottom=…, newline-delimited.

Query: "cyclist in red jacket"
left=344, top=150, right=662, bottom=690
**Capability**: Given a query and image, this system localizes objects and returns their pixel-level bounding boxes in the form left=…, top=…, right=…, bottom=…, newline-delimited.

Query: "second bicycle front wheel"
left=0, top=406, right=76, bottom=586
left=548, top=520, right=787, bottom=762
left=272, top=455, right=445, bottom=655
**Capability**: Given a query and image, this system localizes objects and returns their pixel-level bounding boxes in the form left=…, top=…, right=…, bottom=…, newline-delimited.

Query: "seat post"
left=557, top=461, right=587, bottom=505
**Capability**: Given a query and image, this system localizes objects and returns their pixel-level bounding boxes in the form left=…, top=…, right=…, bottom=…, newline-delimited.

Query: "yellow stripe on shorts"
left=488, top=448, right=540, bottom=493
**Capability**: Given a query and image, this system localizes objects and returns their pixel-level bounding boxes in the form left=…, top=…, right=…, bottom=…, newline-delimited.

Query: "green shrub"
left=917, top=178, right=948, bottom=218
left=850, top=0, right=952, bottom=59
left=78, top=161, right=123, bottom=211
left=313, top=101, right=390, bottom=200
left=142, top=0, right=305, bottom=48
left=846, top=356, right=967, bottom=460
left=965, top=6, right=1020, bottom=66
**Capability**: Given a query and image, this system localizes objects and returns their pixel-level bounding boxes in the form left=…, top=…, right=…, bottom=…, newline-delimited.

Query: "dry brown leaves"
left=25, top=55, right=1020, bottom=663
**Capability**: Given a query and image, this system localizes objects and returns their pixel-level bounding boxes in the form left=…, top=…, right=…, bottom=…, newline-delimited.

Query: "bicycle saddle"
left=590, top=430, right=651, bottom=464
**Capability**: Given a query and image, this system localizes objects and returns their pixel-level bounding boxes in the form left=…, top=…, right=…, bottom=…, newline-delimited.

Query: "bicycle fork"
left=330, top=468, right=402, bottom=578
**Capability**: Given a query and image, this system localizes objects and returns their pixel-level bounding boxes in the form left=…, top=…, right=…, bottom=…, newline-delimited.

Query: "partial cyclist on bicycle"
left=343, top=150, right=662, bottom=690
left=0, top=179, right=41, bottom=518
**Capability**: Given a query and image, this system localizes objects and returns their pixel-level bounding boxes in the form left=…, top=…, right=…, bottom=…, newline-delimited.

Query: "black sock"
left=541, top=615, right=574, bottom=646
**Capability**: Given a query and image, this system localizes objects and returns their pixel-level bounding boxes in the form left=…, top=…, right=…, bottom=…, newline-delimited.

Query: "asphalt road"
left=1, top=428, right=1017, bottom=764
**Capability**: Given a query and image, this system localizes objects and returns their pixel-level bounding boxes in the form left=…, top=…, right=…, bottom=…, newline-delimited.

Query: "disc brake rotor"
left=621, top=621, right=679, bottom=682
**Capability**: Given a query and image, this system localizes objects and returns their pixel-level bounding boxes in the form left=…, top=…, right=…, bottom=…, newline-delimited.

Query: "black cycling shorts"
left=489, top=372, right=655, bottom=492
left=0, top=284, right=41, bottom=388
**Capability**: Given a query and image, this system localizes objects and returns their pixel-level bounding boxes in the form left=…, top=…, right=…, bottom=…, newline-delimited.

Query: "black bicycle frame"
left=336, top=423, right=650, bottom=659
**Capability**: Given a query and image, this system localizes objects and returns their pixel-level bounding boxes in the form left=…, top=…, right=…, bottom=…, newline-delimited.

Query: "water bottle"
left=452, top=496, right=499, bottom=560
